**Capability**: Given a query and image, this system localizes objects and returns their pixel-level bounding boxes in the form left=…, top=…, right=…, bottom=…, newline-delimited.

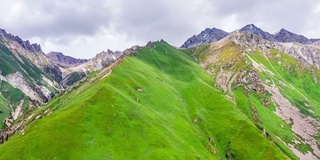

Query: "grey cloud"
left=205, top=0, right=318, bottom=36
left=3, top=0, right=112, bottom=38
left=1, top=0, right=320, bottom=58
left=113, top=0, right=206, bottom=46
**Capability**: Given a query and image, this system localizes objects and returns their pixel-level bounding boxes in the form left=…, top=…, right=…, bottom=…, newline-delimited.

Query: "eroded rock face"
left=264, top=84, right=320, bottom=160
left=1, top=71, right=54, bottom=105
left=5, top=72, right=46, bottom=102
left=273, top=42, right=320, bottom=69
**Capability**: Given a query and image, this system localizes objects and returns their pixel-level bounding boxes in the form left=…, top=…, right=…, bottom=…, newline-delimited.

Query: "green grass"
left=189, top=43, right=305, bottom=159
left=248, top=49, right=320, bottom=118
left=241, top=48, right=320, bottom=158
left=233, top=87, right=297, bottom=159
left=0, top=80, right=24, bottom=128
left=0, top=94, right=10, bottom=129
left=0, top=80, right=24, bottom=106
left=0, top=42, right=288, bottom=159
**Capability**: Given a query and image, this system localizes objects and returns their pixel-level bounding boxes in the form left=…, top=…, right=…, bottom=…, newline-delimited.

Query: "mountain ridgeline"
left=0, top=24, right=320, bottom=159
left=181, top=24, right=320, bottom=48
left=0, top=29, right=130, bottom=143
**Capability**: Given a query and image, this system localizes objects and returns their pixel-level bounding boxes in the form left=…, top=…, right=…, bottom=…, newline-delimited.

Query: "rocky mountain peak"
left=239, top=24, right=275, bottom=41
left=182, top=24, right=320, bottom=49
left=46, top=52, right=88, bottom=68
left=180, top=27, right=229, bottom=48
left=239, top=24, right=259, bottom=32
left=0, top=28, right=43, bottom=53
left=274, top=28, right=310, bottom=43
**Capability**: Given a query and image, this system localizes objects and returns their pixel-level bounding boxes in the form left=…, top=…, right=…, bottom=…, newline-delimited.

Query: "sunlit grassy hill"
left=0, top=41, right=288, bottom=159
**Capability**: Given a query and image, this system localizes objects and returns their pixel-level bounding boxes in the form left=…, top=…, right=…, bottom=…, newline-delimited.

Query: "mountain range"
left=181, top=24, right=320, bottom=48
left=0, top=24, right=320, bottom=159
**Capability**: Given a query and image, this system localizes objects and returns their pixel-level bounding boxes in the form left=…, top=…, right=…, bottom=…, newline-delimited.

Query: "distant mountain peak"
left=181, top=24, right=320, bottom=48
left=46, top=51, right=88, bottom=68
left=274, top=28, right=309, bottom=43
left=240, top=24, right=259, bottom=30
left=239, top=24, right=275, bottom=41
left=180, top=27, right=229, bottom=48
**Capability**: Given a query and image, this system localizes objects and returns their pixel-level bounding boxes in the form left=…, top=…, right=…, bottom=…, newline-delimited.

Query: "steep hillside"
left=186, top=32, right=320, bottom=159
left=0, top=29, right=62, bottom=83
left=0, top=41, right=288, bottom=159
left=0, top=29, right=62, bottom=141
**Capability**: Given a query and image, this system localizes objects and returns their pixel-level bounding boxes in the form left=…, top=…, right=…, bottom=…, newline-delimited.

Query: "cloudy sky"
left=1, top=0, right=320, bottom=59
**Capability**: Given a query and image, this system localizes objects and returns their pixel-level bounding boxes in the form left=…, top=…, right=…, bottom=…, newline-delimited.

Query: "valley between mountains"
left=1, top=24, right=320, bottom=159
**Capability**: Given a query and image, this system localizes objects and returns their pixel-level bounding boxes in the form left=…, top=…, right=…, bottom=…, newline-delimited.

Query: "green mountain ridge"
left=0, top=41, right=289, bottom=159
left=185, top=32, right=320, bottom=159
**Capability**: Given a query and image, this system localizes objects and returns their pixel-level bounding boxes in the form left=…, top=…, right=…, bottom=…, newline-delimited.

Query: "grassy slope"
left=0, top=80, right=25, bottom=129
left=187, top=42, right=299, bottom=159
left=0, top=94, right=10, bottom=128
left=0, top=42, right=60, bottom=128
left=246, top=49, right=320, bottom=155
left=0, top=42, right=287, bottom=159
left=248, top=49, right=320, bottom=118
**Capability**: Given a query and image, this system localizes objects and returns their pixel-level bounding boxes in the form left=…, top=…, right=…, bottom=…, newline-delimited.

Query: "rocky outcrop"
left=240, top=70, right=266, bottom=93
